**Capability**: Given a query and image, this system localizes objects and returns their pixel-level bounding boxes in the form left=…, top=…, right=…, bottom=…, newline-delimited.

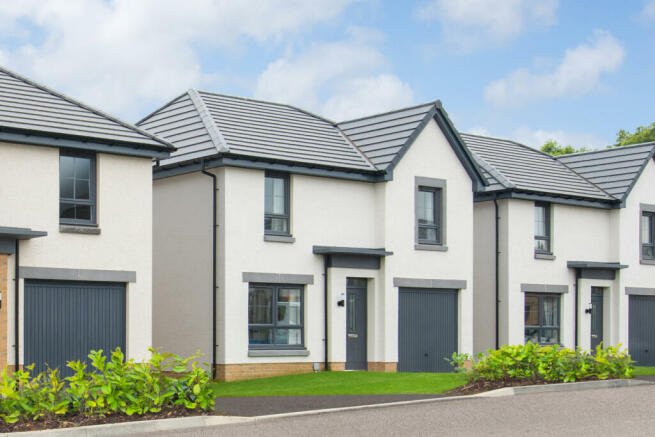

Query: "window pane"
left=265, top=176, right=286, bottom=215
left=542, top=296, right=559, bottom=326
left=75, top=205, right=91, bottom=220
left=249, top=327, right=272, bottom=345
left=249, top=287, right=272, bottom=324
left=74, top=157, right=90, bottom=179
left=525, top=327, right=539, bottom=344
left=275, top=328, right=302, bottom=345
left=541, top=329, right=559, bottom=344
left=643, top=246, right=655, bottom=258
left=60, top=177, right=74, bottom=199
left=347, top=278, right=367, bottom=288
left=535, top=206, right=546, bottom=236
left=643, top=215, right=652, bottom=244
left=535, top=239, right=549, bottom=252
left=60, top=156, right=75, bottom=179
left=75, top=179, right=90, bottom=200
left=524, top=295, right=539, bottom=326
left=60, top=202, right=75, bottom=219
left=419, top=227, right=438, bottom=242
left=417, top=190, right=435, bottom=225
left=348, top=294, right=356, bottom=332
left=277, top=289, right=301, bottom=325
left=265, top=217, right=288, bottom=233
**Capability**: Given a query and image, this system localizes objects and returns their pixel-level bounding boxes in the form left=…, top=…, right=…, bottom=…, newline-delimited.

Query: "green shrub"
left=0, top=348, right=216, bottom=424
left=451, top=343, right=633, bottom=384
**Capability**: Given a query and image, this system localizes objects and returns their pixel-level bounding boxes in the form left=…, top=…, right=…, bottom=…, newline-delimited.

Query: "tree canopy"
left=539, top=140, right=587, bottom=156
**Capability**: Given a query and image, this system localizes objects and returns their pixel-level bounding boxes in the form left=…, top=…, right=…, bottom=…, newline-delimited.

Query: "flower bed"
left=449, top=343, right=633, bottom=395
left=0, top=348, right=216, bottom=432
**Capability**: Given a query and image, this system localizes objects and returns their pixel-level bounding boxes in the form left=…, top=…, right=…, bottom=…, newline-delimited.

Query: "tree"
left=540, top=140, right=588, bottom=156
left=614, top=122, right=655, bottom=146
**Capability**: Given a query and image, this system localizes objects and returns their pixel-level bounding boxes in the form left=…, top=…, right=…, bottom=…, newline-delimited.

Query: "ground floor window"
left=248, top=284, right=303, bottom=348
left=524, top=293, right=560, bottom=345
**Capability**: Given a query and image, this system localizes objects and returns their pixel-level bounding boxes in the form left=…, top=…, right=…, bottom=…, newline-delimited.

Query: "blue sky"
left=0, top=1, right=653, bottom=149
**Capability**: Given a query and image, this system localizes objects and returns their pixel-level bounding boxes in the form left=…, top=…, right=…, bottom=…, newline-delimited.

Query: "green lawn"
left=634, top=366, right=655, bottom=375
left=212, top=371, right=466, bottom=397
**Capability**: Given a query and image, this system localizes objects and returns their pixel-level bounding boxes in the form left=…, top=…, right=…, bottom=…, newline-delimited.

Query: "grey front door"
left=398, top=288, right=457, bottom=372
left=24, top=280, right=126, bottom=377
left=346, top=278, right=367, bottom=370
left=590, top=287, right=603, bottom=350
left=629, top=295, right=655, bottom=366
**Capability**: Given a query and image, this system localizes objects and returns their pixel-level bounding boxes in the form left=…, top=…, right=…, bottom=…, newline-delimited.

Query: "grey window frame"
left=524, top=292, right=560, bottom=345
left=248, top=283, right=304, bottom=350
left=414, top=177, right=447, bottom=250
left=59, top=150, right=97, bottom=226
left=641, top=205, right=655, bottom=263
left=534, top=202, right=551, bottom=255
left=264, top=171, right=291, bottom=237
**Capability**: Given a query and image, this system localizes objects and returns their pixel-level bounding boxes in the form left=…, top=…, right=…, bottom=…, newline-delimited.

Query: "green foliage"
left=451, top=343, right=633, bottom=384
left=614, top=122, right=655, bottom=147
left=0, top=348, right=216, bottom=424
left=540, top=140, right=588, bottom=156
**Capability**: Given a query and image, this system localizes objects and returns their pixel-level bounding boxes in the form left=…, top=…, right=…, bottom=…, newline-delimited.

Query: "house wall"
left=0, top=141, right=154, bottom=363
left=473, top=201, right=496, bottom=354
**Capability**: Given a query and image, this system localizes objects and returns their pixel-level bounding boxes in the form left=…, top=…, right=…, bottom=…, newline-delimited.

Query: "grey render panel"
left=566, top=261, right=628, bottom=270
left=558, top=143, right=655, bottom=202
left=0, top=226, right=47, bottom=240
left=626, top=287, right=655, bottom=296
left=629, top=295, right=655, bottom=365
left=520, top=283, right=569, bottom=294
left=140, top=90, right=376, bottom=172
left=460, top=133, right=616, bottom=202
left=327, top=254, right=381, bottom=270
left=24, top=280, right=126, bottom=376
left=19, top=267, right=136, bottom=283
left=580, top=269, right=616, bottom=280
left=0, top=66, right=173, bottom=152
left=393, top=277, right=467, bottom=289
left=312, top=246, right=393, bottom=256
left=415, top=176, right=447, bottom=248
left=0, top=239, right=15, bottom=254
left=241, top=272, right=314, bottom=285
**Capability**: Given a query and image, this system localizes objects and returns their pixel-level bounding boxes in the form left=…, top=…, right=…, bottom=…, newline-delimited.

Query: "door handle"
left=348, top=333, right=358, bottom=339
left=591, top=335, right=598, bottom=339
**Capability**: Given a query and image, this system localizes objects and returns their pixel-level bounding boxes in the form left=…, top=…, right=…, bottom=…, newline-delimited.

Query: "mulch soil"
left=0, top=405, right=209, bottom=433
left=446, top=377, right=601, bottom=395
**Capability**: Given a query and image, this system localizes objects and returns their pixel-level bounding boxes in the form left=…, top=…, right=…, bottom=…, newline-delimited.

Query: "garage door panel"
left=629, top=295, right=655, bottom=366
left=398, top=288, right=457, bottom=373
left=25, top=281, right=126, bottom=376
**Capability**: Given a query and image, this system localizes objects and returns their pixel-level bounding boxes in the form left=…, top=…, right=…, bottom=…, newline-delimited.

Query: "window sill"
left=415, top=243, right=448, bottom=252
left=59, top=225, right=101, bottom=235
left=641, top=259, right=655, bottom=265
left=264, top=234, right=295, bottom=243
left=248, top=349, right=309, bottom=357
left=534, top=253, right=556, bottom=260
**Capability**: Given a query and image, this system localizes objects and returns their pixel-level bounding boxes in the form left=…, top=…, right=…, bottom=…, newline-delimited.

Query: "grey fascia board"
left=393, top=277, right=467, bottom=289
left=263, top=234, right=296, bottom=243
left=0, top=226, right=47, bottom=240
left=0, top=130, right=170, bottom=159
left=474, top=190, right=619, bottom=210
left=248, top=349, right=310, bottom=357
left=625, top=287, right=655, bottom=296
left=19, top=266, right=136, bottom=283
left=153, top=155, right=384, bottom=182
left=312, top=246, right=393, bottom=256
left=242, top=272, right=314, bottom=285
left=566, top=261, right=628, bottom=270
left=520, top=283, right=569, bottom=294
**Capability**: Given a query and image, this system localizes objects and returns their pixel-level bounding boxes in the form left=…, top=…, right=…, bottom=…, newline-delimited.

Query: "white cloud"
left=415, top=0, right=558, bottom=51
left=0, top=0, right=357, bottom=120
left=511, top=126, right=607, bottom=149
left=484, top=31, right=625, bottom=107
left=254, top=32, right=414, bottom=121
left=642, top=0, right=655, bottom=21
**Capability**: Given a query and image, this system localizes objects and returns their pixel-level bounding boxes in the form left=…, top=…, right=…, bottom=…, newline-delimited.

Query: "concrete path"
left=137, top=384, right=655, bottom=436
left=214, top=394, right=445, bottom=416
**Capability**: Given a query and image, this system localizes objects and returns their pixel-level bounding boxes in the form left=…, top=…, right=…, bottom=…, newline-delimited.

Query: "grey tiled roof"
left=460, top=133, right=615, bottom=201
left=138, top=90, right=376, bottom=171
left=557, top=143, right=655, bottom=201
left=337, top=102, right=436, bottom=170
left=0, top=66, right=173, bottom=150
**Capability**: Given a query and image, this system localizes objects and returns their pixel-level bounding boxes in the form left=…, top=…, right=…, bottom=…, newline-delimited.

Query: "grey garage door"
left=398, top=288, right=457, bottom=372
left=24, top=280, right=126, bottom=376
left=629, top=295, right=655, bottom=366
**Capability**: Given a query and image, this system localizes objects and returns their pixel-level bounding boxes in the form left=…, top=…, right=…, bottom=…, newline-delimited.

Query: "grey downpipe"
left=323, top=255, right=329, bottom=372
left=200, top=163, right=217, bottom=380
left=574, top=269, right=580, bottom=349
left=14, top=240, right=19, bottom=372
left=494, top=199, right=500, bottom=349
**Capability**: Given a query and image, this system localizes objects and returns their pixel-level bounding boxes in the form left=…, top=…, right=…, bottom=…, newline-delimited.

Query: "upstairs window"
left=60, top=152, right=96, bottom=225
left=534, top=202, right=551, bottom=254
left=643, top=211, right=655, bottom=260
left=417, top=186, right=442, bottom=245
left=264, top=172, right=290, bottom=235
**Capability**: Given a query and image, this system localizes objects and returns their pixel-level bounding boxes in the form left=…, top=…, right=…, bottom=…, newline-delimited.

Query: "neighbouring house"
left=0, top=66, right=174, bottom=375
left=467, top=134, right=655, bottom=364
left=139, top=91, right=487, bottom=381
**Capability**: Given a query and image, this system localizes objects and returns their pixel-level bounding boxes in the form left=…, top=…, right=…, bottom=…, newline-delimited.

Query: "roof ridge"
left=557, top=141, right=655, bottom=158
left=0, top=65, right=174, bottom=150
left=188, top=89, right=229, bottom=153
left=337, top=100, right=438, bottom=125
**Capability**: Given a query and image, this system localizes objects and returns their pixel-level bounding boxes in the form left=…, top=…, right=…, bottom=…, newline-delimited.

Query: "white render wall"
left=0, top=141, right=154, bottom=363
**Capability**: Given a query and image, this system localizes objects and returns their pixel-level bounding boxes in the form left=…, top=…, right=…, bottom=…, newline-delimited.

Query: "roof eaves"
left=187, top=89, right=229, bottom=153
left=0, top=65, right=175, bottom=152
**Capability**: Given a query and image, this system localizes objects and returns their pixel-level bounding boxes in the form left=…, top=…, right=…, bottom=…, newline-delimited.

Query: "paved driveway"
left=138, top=384, right=655, bottom=437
